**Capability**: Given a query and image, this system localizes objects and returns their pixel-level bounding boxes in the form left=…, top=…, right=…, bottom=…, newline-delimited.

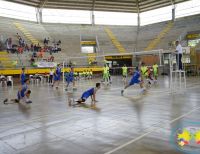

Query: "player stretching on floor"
left=121, top=66, right=146, bottom=96
left=3, top=79, right=32, bottom=106
left=76, top=83, right=101, bottom=104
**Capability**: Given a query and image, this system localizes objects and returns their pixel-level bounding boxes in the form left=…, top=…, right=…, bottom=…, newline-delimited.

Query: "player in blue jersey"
left=20, top=67, right=26, bottom=85
left=76, top=83, right=101, bottom=104
left=121, top=66, right=146, bottom=96
left=66, top=67, right=75, bottom=89
left=3, top=78, right=32, bottom=105
left=52, top=64, right=62, bottom=89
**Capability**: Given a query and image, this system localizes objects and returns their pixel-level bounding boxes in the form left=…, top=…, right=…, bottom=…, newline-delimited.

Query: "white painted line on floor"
left=104, top=105, right=200, bottom=154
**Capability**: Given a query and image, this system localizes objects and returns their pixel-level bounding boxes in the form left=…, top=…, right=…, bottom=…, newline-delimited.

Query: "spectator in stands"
left=44, top=38, right=47, bottom=46
left=34, top=44, right=37, bottom=52
left=19, top=37, right=23, bottom=46
left=47, top=37, right=50, bottom=45
left=44, top=38, right=50, bottom=46
left=18, top=46, right=23, bottom=54
left=57, top=40, right=61, bottom=45
left=30, top=56, right=35, bottom=66
left=32, top=52, right=37, bottom=58
left=16, top=33, right=21, bottom=39
left=11, top=44, right=17, bottom=54
left=31, top=44, right=34, bottom=52
left=6, top=38, right=12, bottom=53
left=25, top=44, right=30, bottom=52
left=22, top=40, right=25, bottom=47
left=49, top=55, right=54, bottom=62
left=175, top=40, right=183, bottom=70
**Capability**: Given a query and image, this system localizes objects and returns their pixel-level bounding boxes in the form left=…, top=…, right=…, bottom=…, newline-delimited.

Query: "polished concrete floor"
left=0, top=76, right=200, bottom=154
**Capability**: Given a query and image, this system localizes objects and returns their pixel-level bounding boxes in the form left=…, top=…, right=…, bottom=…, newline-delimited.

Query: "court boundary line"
left=104, top=105, right=200, bottom=154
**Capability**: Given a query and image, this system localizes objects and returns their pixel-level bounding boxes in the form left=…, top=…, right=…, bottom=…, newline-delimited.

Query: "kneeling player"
left=3, top=79, right=32, bottom=106
left=76, top=83, right=101, bottom=104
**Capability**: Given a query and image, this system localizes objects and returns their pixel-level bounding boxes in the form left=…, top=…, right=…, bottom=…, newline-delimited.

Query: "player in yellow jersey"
left=122, top=64, right=128, bottom=85
left=152, top=63, right=159, bottom=81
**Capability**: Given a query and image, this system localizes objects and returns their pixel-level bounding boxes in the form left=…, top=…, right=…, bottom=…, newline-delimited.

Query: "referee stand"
left=169, top=52, right=186, bottom=93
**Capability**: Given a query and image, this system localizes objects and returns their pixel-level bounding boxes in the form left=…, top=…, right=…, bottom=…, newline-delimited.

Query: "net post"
left=63, top=61, right=65, bottom=84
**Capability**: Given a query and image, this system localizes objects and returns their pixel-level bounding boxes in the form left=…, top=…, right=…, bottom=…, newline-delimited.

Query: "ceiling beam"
left=39, top=0, right=48, bottom=8
left=7, top=0, right=39, bottom=6
left=3, top=0, right=190, bottom=13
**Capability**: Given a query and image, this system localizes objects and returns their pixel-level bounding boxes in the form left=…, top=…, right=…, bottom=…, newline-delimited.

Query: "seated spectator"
left=22, top=40, right=25, bottom=47
left=30, top=56, right=35, bottom=63
left=19, top=37, right=23, bottom=46
left=37, top=50, right=44, bottom=59
left=18, top=46, right=23, bottom=54
left=57, top=40, right=61, bottom=45
left=25, top=44, right=30, bottom=52
left=16, top=33, right=21, bottom=39
left=7, top=76, right=13, bottom=86
left=0, top=74, right=7, bottom=87
left=33, top=52, right=37, bottom=58
left=6, top=38, right=12, bottom=53
left=31, top=44, right=34, bottom=52
left=48, top=55, right=54, bottom=62
left=44, top=38, right=47, bottom=45
left=30, top=56, right=35, bottom=66
left=34, top=44, right=37, bottom=52
left=47, top=37, right=50, bottom=45
left=11, top=44, right=18, bottom=54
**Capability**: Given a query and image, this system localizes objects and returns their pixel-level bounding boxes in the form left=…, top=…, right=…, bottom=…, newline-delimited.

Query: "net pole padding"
left=63, top=61, right=65, bottom=84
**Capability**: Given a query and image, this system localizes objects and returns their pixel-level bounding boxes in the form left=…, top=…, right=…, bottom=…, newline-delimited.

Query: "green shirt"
left=141, top=66, right=148, bottom=76
left=122, top=66, right=128, bottom=75
left=153, top=64, right=158, bottom=73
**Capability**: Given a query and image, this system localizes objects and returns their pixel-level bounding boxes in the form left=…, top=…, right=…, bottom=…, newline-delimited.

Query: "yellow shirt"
left=122, top=66, right=128, bottom=75
left=153, top=64, right=158, bottom=73
left=141, top=66, right=148, bottom=76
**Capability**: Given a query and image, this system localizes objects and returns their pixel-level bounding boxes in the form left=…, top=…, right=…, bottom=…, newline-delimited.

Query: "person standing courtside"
left=175, top=41, right=183, bottom=70
left=49, top=68, right=54, bottom=85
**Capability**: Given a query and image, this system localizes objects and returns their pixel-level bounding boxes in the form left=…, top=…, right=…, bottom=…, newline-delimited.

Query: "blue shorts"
left=66, top=77, right=74, bottom=83
left=21, top=80, right=25, bottom=85
left=129, top=79, right=140, bottom=86
left=81, top=92, right=90, bottom=100
left=17, top=91, right=25, bottom=100
left=54, top=75, right=60, bottom=81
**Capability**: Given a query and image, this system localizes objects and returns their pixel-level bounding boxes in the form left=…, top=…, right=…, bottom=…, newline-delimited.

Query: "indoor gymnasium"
left=0, top=0, right=200, bottom=154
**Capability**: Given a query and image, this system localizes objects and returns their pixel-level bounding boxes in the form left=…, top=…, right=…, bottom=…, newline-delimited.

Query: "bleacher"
left=0, top=14, right=200, bottom=68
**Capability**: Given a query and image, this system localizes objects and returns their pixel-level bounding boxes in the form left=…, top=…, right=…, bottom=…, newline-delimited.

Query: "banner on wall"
left=35, top=61, right=57, bottom=68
